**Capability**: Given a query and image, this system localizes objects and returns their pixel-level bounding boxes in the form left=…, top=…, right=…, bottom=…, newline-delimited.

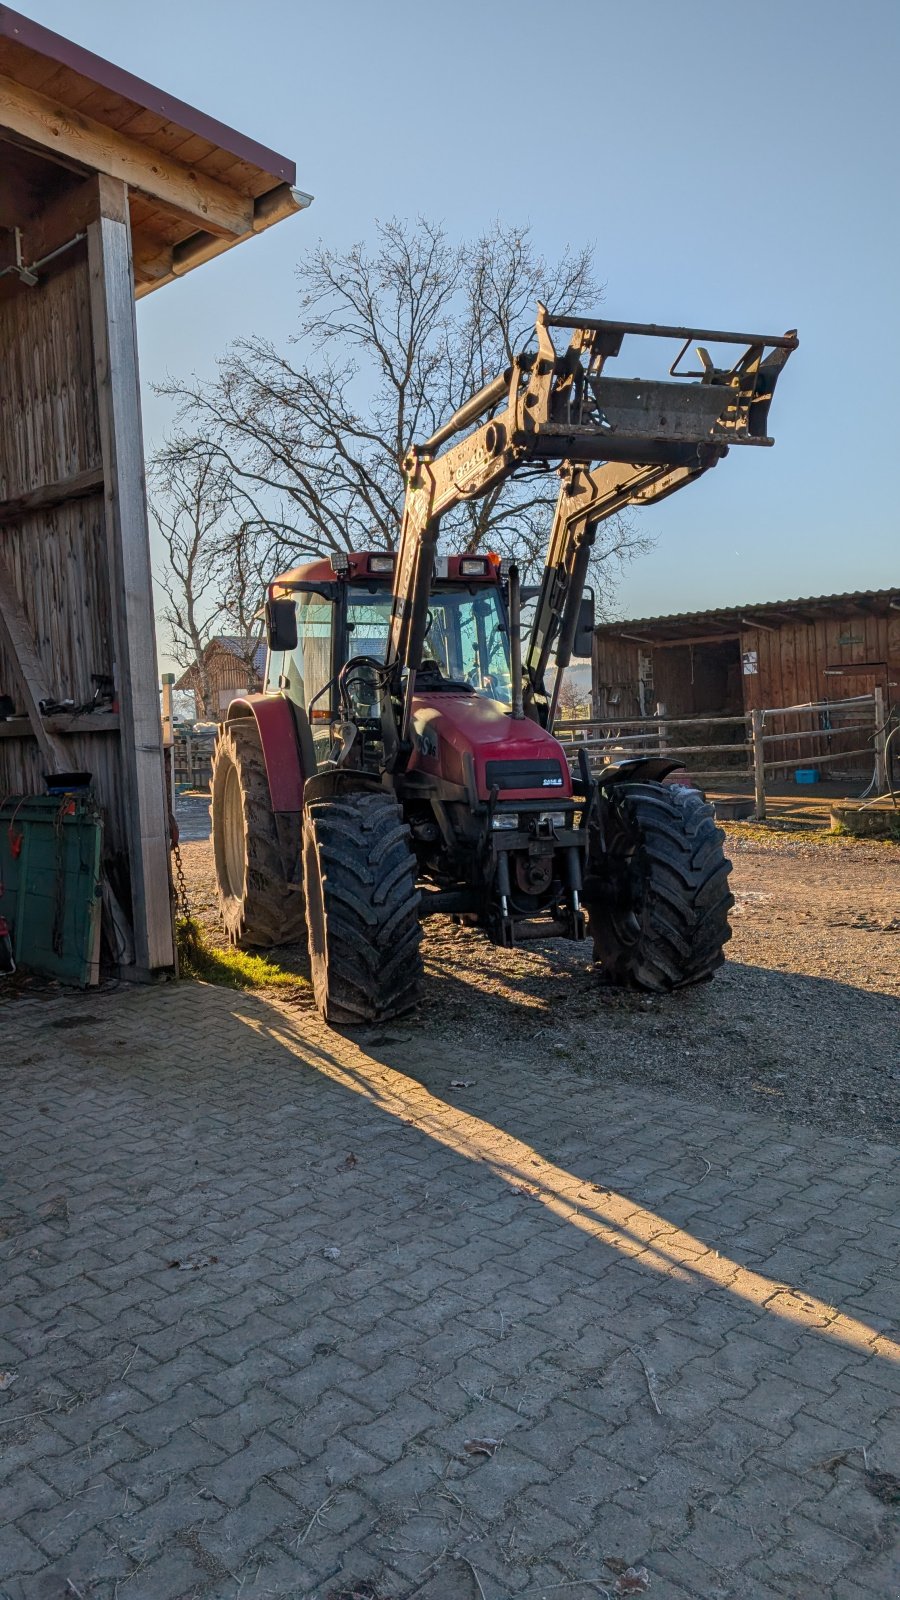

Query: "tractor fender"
left=598, top=757, right=694, bottom=788
left=304, top=769, right=384, bottom=805
left=224, top=694, right=312, bottom=812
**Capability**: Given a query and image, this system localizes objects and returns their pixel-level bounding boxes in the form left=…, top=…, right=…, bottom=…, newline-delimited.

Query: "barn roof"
left=595, top=588, right=900, bottom=644
left=173, top=636, right=266, bottom=691
left=216, top=636, right=267, bottom=676
left=0, top=5, right=309, bottom=295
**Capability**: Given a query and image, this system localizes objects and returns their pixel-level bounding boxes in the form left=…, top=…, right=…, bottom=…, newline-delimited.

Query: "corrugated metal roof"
left=596, top=587, right=899, bottom=639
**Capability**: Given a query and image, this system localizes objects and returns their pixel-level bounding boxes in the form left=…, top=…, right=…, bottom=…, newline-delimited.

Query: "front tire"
left=303, top=790, right=422, bottom=1025
left=583, top=781, right=733, bottom=990
left=211, top=719, right=306, bottom=948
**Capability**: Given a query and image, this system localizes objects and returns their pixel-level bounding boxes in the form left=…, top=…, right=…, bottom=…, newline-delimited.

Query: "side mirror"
left=265, top=597, right=298, bottom=654
left=573, top=588, right=595, bottom=659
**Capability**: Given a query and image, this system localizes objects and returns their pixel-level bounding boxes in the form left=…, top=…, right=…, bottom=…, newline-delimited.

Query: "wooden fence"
left=171, top=733, right=214, bottom=792
left=556, top=690, right=893, bottom=820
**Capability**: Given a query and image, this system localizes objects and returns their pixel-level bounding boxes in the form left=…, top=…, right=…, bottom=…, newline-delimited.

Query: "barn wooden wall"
left=738, top=613, right=899, bottom=711
left=176, top=645, right=263, bottom=717
left=591, top=635, right=643, bottom=719
left=0, top=180, right=174, bottom=972
left=739, top=611, right=900, bottom=769
left=0, top=249, right=127, bottom=853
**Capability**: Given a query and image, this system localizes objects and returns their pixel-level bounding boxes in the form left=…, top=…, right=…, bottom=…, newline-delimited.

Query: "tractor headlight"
left=539, top=812, right=567, bottom=829
left=491, top=813, right=519, bottom=831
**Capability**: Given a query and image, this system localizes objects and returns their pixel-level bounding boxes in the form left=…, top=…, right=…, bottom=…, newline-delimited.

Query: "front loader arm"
left=522, top=451, right=722, bottom=723
left=384, top=307, right=559, bottom=689
left=378, top=307, right=797, bottom=765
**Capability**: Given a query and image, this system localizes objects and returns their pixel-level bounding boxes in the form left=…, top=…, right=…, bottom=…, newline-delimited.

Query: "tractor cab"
left=263, top=551, right=515, bottom=766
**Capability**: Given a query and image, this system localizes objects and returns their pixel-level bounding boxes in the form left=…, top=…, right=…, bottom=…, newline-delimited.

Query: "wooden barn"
left=592, top=589, right=899, bottom=777
left=175, top=636, right=266, bottom=719
left=593, top=589, right=900, bottom=722
left=0, top=7, right=306, bottom=978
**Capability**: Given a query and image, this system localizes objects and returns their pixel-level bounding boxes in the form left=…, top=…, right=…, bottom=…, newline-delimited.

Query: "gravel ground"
left=179, top=824, right=899, bottom=1145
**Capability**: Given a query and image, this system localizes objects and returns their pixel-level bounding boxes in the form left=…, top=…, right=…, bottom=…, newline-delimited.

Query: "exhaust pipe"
left=508, top=563, right=524, bottom=720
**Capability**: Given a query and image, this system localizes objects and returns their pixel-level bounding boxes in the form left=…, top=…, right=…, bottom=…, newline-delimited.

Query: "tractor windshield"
left=347, top=584, right=512, bottom=702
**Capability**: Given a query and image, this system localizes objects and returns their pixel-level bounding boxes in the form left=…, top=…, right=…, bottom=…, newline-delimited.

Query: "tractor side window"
left=280, top=593, right=334, bottom=761
left=344, top=592, right=393, bottom=718
left=346, top=592, right=393, bottom=660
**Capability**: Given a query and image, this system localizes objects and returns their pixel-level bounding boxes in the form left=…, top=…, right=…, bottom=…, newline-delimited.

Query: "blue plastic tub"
left=794, top=768, right=820, bottom=784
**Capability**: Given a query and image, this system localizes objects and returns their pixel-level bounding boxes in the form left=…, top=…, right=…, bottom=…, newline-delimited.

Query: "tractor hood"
left=407, top=692, right=573, bottom=801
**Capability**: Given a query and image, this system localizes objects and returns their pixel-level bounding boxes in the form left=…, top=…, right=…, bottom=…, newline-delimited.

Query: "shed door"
left=822, top=665, right=886, bottom=708
left=821, top=667, right=884, bottom=772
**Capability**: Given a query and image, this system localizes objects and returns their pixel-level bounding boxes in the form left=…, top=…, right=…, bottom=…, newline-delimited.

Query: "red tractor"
left=211, top=310, right=796, bottom=1022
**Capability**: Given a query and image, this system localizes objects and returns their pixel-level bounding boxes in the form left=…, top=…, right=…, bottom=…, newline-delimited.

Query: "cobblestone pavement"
left=1, top=981, right=898, bottom=1600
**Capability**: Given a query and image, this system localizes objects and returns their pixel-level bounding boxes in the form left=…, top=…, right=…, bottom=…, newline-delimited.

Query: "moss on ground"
left=175, top=918, right=308, bottom=992
left=723, top=819, right=900, bottom=848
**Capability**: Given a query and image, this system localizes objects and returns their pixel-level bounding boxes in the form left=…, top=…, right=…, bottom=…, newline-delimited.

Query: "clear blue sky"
left=23, top=0, right=900, bottom=627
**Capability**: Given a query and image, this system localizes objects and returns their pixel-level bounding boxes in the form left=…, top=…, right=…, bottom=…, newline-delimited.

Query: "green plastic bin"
left=0, top=795, right=103, bottom=986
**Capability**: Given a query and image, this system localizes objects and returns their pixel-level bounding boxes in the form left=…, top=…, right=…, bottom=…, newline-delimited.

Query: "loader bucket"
left=537, top=314, right=798, bottom=467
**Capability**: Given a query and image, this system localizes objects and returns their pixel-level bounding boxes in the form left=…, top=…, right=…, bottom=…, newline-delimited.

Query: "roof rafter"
left=0, top=72, right=254, bottom=236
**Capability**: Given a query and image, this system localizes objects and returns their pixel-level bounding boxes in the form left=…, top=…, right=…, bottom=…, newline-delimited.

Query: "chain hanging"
left=172, top=837, right=192, bottom=920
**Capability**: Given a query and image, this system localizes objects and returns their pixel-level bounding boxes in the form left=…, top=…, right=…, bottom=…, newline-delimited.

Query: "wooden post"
left=873, top=686, right=888, bottom=794
left=161, top=673, right=176, bottom=813
left=751, top=708, right=766, bottom=819
left=656, top=701, right=668, bottom=757
left=161, top=674, right=174, bottom=745
left=87, top=176, right=175, bottom=974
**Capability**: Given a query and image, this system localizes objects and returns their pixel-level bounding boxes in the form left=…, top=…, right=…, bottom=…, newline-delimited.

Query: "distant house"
left=175, top=636, right=266, bottom=719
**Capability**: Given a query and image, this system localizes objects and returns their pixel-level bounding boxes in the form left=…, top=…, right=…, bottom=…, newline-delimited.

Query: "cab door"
left=267, top=590, right=335, bottom=767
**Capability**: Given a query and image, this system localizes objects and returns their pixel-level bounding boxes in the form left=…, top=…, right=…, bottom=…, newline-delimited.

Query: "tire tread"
left=304, top=791, right=422, bottom=1024
left=585, top=781, right=733, bottom=991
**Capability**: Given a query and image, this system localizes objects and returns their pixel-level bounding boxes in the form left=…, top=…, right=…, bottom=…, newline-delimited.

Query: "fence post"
left=185, top=734, right=193, bottom=791
left=656, top=701, right=669, bottom=756
left=750, top=709, right=766, bottom=819
left=160, top=674, right=175, bottom=813
left=874, top=687, right=887, bottom=794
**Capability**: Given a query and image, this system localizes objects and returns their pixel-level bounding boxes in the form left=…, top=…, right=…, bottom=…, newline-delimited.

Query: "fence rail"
left=558, top=690, right=892, bottom=819
left=171, top=734, right=214, bottom=792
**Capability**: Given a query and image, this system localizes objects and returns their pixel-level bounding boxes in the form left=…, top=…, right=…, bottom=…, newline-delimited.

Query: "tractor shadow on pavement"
left=410, top=932, right=899, bottom=1142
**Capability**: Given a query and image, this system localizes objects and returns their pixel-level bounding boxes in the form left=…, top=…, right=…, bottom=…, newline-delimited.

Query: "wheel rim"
left=221, top=762, right=246, bottom=899
left=303, top=826, right=328, bottom=1001
left=605, top=817, right=644, bottom=950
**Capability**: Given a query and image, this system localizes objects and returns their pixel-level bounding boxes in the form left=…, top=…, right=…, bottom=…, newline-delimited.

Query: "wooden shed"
left=0, top=6, right=307, bottom=977
left=593, top=589, right=900, bottom=773
left=175, top=636, right=266, bottom=719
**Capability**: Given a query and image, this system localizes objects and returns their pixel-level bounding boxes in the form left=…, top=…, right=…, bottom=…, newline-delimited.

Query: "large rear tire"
left=303, top=790, right=422, bottom=1025
left=211, top=719, right=306, bottom=948
left=583, top=781, right=733, bottom=990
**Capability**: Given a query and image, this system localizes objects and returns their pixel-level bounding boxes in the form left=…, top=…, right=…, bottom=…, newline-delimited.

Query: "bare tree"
left=557, top=671, right=591, bottom=720
left=151, top=451, right=265, bottom=715
left=155, top=219, right=651, bottom=606
left=151, top=452, right=226, bottom=716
